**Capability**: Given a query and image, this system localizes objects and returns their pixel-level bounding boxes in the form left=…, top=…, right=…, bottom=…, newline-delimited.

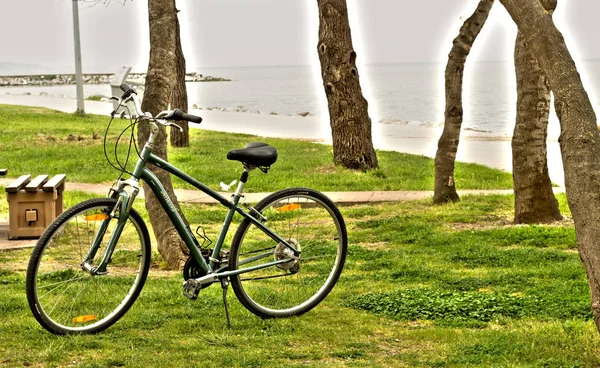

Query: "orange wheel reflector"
left=84, top=214, right=109, bottom=221
left=72, top=315, right=97, bottom=323
left=278, top=204, right=301, bottom=212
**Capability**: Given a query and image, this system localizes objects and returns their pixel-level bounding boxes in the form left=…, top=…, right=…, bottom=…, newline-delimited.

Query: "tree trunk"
left=316, top=0, right=378, bottom=171
left=139, top=0, right=190, bottom=269
left=433, top=0, right=495, bottom=204
left=169, top=10, right=190, bottom=148
left=511, top=0, right=561, bottom=224
left=500, top=0, right=600, bottom=332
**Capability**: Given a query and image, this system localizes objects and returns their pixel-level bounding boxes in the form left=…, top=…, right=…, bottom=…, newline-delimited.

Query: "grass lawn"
left=1, top=189, right=598, bottom=367
left=0, top=104, right=513, bottom=192
left=1, top=105, right=597, bottom=367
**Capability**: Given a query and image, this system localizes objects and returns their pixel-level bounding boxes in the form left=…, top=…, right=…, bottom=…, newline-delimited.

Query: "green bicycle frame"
left=91, top=135, right=298, bottom=278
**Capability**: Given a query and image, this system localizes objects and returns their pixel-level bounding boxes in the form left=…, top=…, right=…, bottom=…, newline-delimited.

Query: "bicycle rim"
left=27, top=199, right=150, bottom=334
left=231, top=189, right=347, bottom=317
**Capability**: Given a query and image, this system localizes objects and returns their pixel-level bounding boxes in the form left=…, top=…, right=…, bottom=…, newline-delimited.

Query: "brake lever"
left=171, top=123, right=184, bottom=133
left=162, top=120, right=184, bottom=132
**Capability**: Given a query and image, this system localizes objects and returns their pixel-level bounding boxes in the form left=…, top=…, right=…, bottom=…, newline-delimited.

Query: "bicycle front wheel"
left=25, top=198, right=151, bottom=334
left=229, top=187, right=347, bottom=318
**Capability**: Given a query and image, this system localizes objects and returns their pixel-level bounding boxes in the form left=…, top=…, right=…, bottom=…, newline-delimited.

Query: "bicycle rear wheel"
left=229, top=187, right=347, bottom=318
left=26, top=198, right=151, bottom=334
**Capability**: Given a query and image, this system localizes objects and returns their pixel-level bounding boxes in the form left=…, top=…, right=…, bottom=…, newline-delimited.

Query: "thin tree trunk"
left=316, top=0, right=378, bottom=171
left=169, top=11, right=189, bottom=148
left=500, top=0, right=600, bottom=332
left=139, top=0, right=190, bottom=269
left=511, top=0, right=561, bottom=224
left=433, top=0, right=494, bottom=204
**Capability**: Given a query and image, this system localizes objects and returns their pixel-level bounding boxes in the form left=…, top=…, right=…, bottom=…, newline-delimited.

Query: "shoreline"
left=0, top=72, right=230, bottom=87
left=0, top=88, right=513, bottom=140
left=0, top=93, right=566, bottom=186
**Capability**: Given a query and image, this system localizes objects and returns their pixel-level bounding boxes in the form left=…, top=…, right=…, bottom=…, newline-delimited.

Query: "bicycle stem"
left=145, top=120, right=159, bottom=148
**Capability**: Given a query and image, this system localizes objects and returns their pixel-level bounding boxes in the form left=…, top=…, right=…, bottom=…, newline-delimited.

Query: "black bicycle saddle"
left=226, top=142, right=278, bottom=167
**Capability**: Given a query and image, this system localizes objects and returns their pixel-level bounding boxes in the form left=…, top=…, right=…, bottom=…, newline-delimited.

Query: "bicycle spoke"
left=56, top=277, right=93, bottom=324
left=37, top=274, right=88, bottom=298
left=46, top=277, right=82, bottom=317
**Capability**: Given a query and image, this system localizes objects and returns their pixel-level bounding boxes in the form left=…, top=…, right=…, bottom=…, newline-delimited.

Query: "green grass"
left=84, top=94, right=104, bottom=101
left=0, top=104, right=513, bottom=192
left=1, top=191, right=599, bottom=367
left=1, top=105, right=595, bottom=366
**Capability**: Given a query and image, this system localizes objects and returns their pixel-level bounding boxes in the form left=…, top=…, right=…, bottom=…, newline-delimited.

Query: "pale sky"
left=0, top=0, right=599, bottom=73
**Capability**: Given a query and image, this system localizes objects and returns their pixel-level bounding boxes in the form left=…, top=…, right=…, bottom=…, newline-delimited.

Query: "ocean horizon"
left=1, top=61, right=599, bottom=137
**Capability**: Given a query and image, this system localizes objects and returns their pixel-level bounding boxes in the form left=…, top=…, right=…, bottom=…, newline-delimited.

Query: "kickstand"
left=220, top=278, right=231, bottom=329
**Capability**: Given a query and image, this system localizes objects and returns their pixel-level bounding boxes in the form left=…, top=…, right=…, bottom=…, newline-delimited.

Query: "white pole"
left=72, top=0, right=85, bottom=115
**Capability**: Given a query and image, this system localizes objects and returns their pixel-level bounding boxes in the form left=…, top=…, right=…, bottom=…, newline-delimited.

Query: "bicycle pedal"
left=183, top=279, right=200, bottom=300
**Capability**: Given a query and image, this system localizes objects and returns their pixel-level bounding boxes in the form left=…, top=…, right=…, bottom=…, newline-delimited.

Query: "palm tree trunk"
left=433, top=0, right=495, bottom=204
left=169, top=11, right=190, bottom=148
left=316, top=0, right=378, bottom=171
left=511, top=0, right=561, bottom=224
left=500, top=0, right=600, bottom=332
left=138, top=0, right=190, bottom=269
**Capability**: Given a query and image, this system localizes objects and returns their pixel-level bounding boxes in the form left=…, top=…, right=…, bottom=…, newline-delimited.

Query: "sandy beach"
left=0, top=93, right=566, bottom=186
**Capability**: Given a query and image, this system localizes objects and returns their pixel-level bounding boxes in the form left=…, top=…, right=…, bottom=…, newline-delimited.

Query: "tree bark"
left=316, top=0, right=378, bottom=171
left=511, top=0, right=561, bottom=224
left=139, top=0, right=190, bottom=269
left=500, top=0, right=600, bottom=332
left=433, top=0, right=495, bottom=204
left=169, top=10, right=190, bottom=148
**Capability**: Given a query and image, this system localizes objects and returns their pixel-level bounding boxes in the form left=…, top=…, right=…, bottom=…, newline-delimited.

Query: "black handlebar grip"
left=119, top=83, right=136, bottom=99
left=167, top=109, right=203, bottom=124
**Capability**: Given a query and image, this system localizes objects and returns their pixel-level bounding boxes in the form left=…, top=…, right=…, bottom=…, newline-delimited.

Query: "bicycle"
left=25, top=85, right=347, bottom=335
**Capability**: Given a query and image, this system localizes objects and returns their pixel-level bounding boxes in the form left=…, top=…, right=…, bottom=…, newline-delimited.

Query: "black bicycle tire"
left=25, top=198, right=151, bottom=334
left=229, top=187, right=347, bottom=318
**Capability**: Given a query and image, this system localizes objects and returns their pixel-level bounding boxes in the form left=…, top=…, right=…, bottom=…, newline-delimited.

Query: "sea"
left=1, top=61, right=600, bottom=137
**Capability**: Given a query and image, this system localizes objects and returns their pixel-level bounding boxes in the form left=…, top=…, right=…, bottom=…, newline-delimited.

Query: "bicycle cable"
left=103, top=100, right=174, bottom=188
left=113, top=119, right=137, bottom=176
left=103, top=105, right=139, bottom=183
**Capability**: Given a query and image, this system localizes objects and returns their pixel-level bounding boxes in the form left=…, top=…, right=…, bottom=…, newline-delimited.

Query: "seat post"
left=231, top=169, right=250, bottom=205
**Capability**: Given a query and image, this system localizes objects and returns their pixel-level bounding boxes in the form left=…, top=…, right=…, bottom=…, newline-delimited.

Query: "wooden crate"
left=6, top=174, right=65, bottom=240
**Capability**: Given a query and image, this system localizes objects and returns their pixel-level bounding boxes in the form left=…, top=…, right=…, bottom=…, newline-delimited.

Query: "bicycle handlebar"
left=116, top=85, right=202, bottom=125
left=164, top=109, right=203, bottom=124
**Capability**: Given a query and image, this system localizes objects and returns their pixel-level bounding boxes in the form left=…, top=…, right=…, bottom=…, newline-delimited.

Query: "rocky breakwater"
left=0, top=72, right=230, bottom=86
left=0, top=74, right=110, bottom=86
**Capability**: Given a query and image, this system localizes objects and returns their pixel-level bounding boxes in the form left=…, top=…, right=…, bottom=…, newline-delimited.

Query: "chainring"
left=183, top=255, right=207, bottom=281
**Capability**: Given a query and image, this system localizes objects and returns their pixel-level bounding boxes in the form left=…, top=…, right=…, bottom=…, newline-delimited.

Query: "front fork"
left=81, top=119, right=153, bottom=275
left=81, top=179, right=140, bottom=275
